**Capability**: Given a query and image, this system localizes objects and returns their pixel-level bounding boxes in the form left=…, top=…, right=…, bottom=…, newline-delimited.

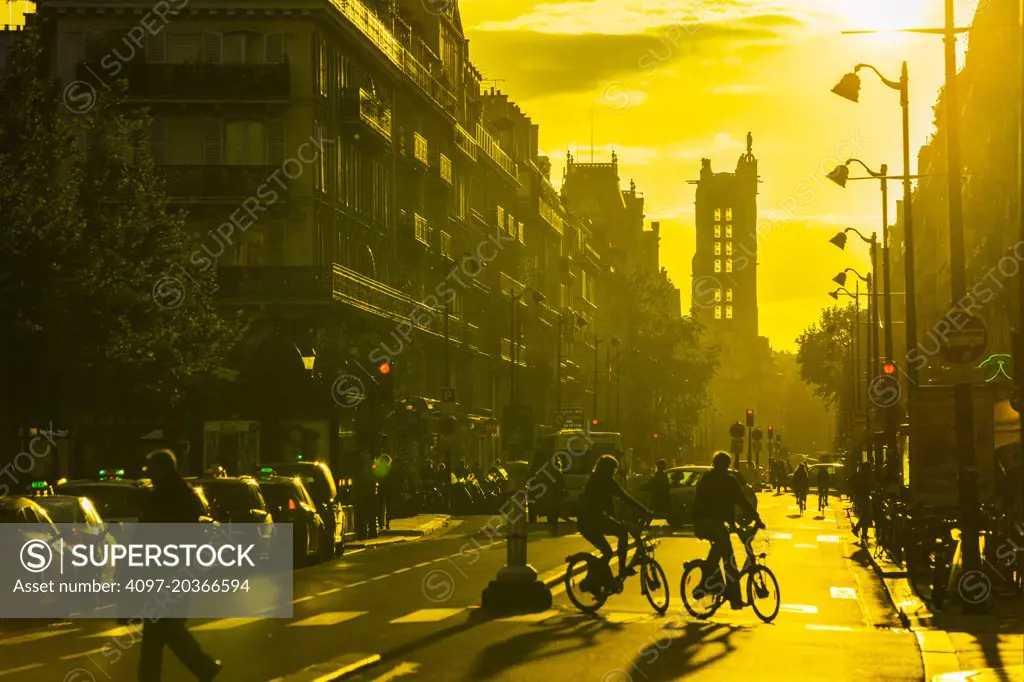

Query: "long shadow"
left=972, top=631, right=1014, bottom=682
left=618, top=621, right=748, bottom=680
left=785, top=513, right=803, bottom=519
left=467, top=611, right=625, bottom=680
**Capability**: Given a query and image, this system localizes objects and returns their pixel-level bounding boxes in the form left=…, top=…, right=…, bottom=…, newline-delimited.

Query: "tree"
left=0, top=24, right=244, bottom=426
left=795, top=304, right=856, bottom=408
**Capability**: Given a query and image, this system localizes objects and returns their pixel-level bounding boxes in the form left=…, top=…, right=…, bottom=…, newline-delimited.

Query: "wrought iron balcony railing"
left=215, top=266, right=330, bottom=302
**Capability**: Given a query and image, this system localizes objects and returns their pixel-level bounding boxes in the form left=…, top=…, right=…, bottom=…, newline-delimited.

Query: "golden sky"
left=461, top=0, right=982, bottom=351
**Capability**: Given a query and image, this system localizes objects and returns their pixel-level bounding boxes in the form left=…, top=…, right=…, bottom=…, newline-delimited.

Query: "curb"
left=379, top=515, right=452, bottom=539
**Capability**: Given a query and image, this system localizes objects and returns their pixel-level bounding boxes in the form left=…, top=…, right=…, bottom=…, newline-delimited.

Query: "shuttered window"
left=202, top=33, right=222, bottom=63
left=145, top=32, right=166, bottom=63
left=267, top=120, right=285, bottom=166
left=265, top=33, right=285, bottom=63
left=203, top=120, right=223, bottom=165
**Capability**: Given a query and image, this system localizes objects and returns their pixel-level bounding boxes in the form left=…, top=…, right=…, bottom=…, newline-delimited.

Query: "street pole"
left=900, top=62, right=920, bottom=391
left=880, top=168, right=897, bottom=475
left=592, top=332, right=600, bottom=422
left=1018, top=0, right=1024, bottom=521
left=556, top=314, right=562, bottom=414
left=605, top=344, right=612, bottom=423
left=509, top=290, right=516, bottom=407
left=870, top=244, right=881, bottom=467
left=616, top=352, right=621, bottom=429
left=854, top=280, right=861, bottom=413
left=865, top=273, right=874, bottom=465
left=444, top=299, right=451, bottom=389
left=944, top=0, right=981, bottom=582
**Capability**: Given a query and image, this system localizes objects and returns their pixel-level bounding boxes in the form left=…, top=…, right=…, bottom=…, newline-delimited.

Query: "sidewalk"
left=839, top=502, right=1024, bottom=681
left=348, top=514, right=451, bottom=550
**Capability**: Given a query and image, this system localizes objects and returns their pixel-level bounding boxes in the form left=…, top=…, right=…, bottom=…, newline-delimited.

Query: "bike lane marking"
left=0, top=663, right=44, bottom=677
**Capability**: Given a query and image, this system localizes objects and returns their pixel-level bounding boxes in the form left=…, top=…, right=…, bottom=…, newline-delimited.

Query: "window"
left=414, top=132, right=428, bottom=165
left=496, top=205, right=505, bottom=230
left=223, top=32, right=260, bottom=64
left=167, top=34, right=200, bottom=63
left=224, top=120, right=266, bottom=165
left=726, top=208, right=733, bottom=220
left=317, top=38, right=328, bottom=97
left=265, top=33, right=285, bottom=64
left=146, top=32, right=166, bottom=63
left=714, top=289, right=722, bottom=302
left=714, top=225, right=721, bottom=238
left=714, top=259, right=721, bottom=273
left=726, top=288, right=733, bottom=302
left=715, top=306, right=722, bottom=320
left=440, top=231, right=453, bottom=258
left=439, top=153, right=452, bottom=184
left=726, top=305, right=733, bottom=319
left=725, top=242, right=732, bottom=255
left=714, top=208, right=721, bottom=221
left=714, top=242, right=721, bottom=255
left=725, top=259, right=733, bottom=273
left=202, top=32, right=222, bottom=63
left=203, top=119, right=223, bottom=165
left=726, top=224, right=733, bottom=238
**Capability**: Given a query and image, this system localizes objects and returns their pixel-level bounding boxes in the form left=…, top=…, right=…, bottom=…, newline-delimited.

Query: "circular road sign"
left=752, top=428, right=764, bottom=441
left=729, top=422, right=745, bottom=439
left=939, top=315, right=989, bottom=366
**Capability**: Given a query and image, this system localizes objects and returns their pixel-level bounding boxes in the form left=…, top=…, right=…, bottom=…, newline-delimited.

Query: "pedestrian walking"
left=643, top=459, right=671, bottom=525
left=138, top=449, right=222, bottom=682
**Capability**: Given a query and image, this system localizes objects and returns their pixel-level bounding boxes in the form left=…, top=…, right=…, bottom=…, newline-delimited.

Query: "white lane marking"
left=603, top=612, right=653, bottom=624
left=389, top=608, right=465, bottom=624
left=369, top=662, right=421, bottom=681
left=85, top=626, right=141, bottom=639
left=393, top=567, right=412, bottom=574
left=817, top=535, right=841, bottom=543
left=293, top=596, right=314, bottom=604
left=289, top=611, right=367, bottom=627
left=413, top=561, right=433, bottom=568
left=61, top=647, right=106, bottom=660
left=806, top=624, right=854, bottom=632
left=824, top=518, right=837, bottom=524
left=549, top=581, right=567, bottom=598
left=347, top=580, right=368, bottom=588
left=497, top=610, right=560, bottom=623
left=189, top=618, right=264, bottom=632
left=369, top=575, right=388, bottom=581
left=317, top=587, right=343, bottom=597
left=0, top=629, right=79, bottom=645
left=768, top=532, right=793, bottom=540
left=0, top=663, right=45, bottom=677
left=794, top=544, right=818, bottom=549
left=780, top=604, right=819, bottom=614
left=830, top=587, right=857, bottom=600
left=311, top=654, right=382, bottom=682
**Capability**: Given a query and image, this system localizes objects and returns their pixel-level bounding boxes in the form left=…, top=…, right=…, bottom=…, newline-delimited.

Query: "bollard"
left=481, top=460, right=553, bottom=613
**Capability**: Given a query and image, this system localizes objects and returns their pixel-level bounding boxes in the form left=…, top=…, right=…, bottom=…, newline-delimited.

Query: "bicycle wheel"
left=640, top=559, right=670, bottom=615
left=746, top=564, right=781, bottom=623
left=680, top=560, right=721, bottom=620
left=565, top=553, right=609, bottom=614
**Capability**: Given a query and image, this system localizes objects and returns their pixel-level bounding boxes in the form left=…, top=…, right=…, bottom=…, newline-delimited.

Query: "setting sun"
left=833, top=0, right=936, bottom=32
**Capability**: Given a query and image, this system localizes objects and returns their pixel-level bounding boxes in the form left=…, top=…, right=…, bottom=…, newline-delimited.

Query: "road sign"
left=441, top=387, right=457, bottom=402
left=729, top=422, right=745, bottom=439
left=752, top=428, right=764, bottom=442
left=940, top=316, right=989, bottom=366
left=555, top=407, right=584, bottom=431
left=730, top=437, right=744, bottom=457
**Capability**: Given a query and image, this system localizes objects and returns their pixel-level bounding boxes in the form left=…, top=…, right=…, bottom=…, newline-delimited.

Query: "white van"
left=531, top=430, right=624, bottom=519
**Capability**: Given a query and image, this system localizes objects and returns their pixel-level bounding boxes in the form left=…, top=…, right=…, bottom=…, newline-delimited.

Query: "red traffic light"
left=882, top=362, right=896, bottom=375
left=652, top=433, right=659, bottom=439
left=591, top=419, right=599, bottom=426
left=378, top=361, right=392, bottom=375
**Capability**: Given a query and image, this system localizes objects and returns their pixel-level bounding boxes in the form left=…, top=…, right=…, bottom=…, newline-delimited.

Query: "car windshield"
left=60, top=485, right=143, bottom=520
left=35, top=498, right=80, bottom=523
left=269, top=465, right=331, bottom=502
left=260, top=483, right=298, bottom=511
left=200, top=482, right=262, bottom=514
left=670, top=470, right=705, bottom=487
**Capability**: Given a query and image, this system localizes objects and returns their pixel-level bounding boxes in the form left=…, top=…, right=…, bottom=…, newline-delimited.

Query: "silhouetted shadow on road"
left=467, top=611, right=625, bottom=680
left=619, top=620, right=749, bottom=680
left=785, top=513, right=803, bottom=519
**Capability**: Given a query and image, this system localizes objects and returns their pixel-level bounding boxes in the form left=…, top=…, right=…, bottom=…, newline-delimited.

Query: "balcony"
left=341, top=88, right=392, bottom=143
left=413, top=132, right=429, bottom=167
left=440, top=231, right=453, bottom=259
left=76, top=61, right=290, bottom=101
left=475, top=124, right=519, bottom=186
left=157, top=165, right=285, bottom=200
left=329, top=0, right=460, bottom=119
left=216, top=266, right=330, bottom=303
left=439, top=154, right=453, bottom=185
left=500, top=338, right=527, bottom=366
left=454, top=124, right=478, bottom=162
left=414, top=214, right=431, bottom=246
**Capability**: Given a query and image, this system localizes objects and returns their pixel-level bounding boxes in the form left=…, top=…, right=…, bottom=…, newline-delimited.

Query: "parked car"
left=252, top=474, right=325, bottom=566
left=56, top=479, right=152, bottom=525
left=261, top=461, right=343, bottom=559
left=188, top=477, right=274, bottom=560
left=807, top=463, right=847, bottom=497
left=648, top=465, right=759, bottom=529
left=33, top=494, right=118, bottom=583
left=1, top=497, right=65, bottom=598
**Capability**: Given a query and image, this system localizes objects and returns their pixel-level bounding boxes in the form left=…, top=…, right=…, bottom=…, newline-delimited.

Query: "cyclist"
left=792, top=463, right=809, bottom=513
left=816, top=466, right=830, bottom=512
left=692, top=451, right=764, bottom=609
left=578, top=455, right=653, bottom=588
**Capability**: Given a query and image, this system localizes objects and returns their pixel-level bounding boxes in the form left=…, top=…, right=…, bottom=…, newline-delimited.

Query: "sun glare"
left=835, top=0, right=935, bottom=32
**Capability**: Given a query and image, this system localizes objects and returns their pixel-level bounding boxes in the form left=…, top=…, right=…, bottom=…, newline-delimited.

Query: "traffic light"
left=768, top=425, right=775, bottom=440
left=745, top=409, right=754, bottom=427
left=652, top=433, right=659, bottom=439
left=378, top=361, right=392, bottom=375
left=591, top=418, right=599, bottom=427
left=882, top=362, right=896, bottom=375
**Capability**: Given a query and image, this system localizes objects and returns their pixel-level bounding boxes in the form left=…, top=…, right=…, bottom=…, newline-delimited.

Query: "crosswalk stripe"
left=768, top=532, right=793, bottom=540
left=816, top=535, right=841, bottom=543
left=61, top=646, right=106, bottom=660
left=85, top=625, right=141, bottom=639
left=780, top=604, right=819, bottom=614
left=189, top=618, right=264, bottom=632
left=0, top=663, right=45, bottom=677
left=602, top=612, right=653, bottom=624
left=389, top=608, right=465, bottom=624
left=317, top=587, right=342, bottom=596
left=497, top=610, right=560, bottom=623
left=288, top=612, right=367, bottom=627
left=0, top=629, right=79, bottom=645
left=794, top=543, right=818, bottom=549
left=830, top=587, right=857, bottom=599
left=807, top=624, right=854, bottom=632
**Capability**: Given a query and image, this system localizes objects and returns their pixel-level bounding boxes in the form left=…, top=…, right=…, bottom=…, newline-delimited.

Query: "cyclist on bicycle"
left=692, top=451, right=764, bottom=609
left=816, top=466, right=830, bottom=510
left=578, top=455, right=653, bottom=584
left=792, top=463, right=809, bottom=511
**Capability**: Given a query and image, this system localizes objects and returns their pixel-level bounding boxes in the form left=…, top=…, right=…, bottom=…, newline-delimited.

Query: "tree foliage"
left=795, top=304, right=855, bottom=408
left=0, top=24, right=245, bottom=423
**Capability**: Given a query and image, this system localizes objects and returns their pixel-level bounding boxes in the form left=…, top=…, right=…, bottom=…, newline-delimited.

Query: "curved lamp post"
left=833, top=265, right=876, bottom=464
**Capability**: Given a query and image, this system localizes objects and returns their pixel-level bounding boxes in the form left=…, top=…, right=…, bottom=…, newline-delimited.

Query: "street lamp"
left=832, top=62, right=919, bottom=390
left=830, top=284, right=863, bottom=435
left=833, top=266, right=877, bottom=465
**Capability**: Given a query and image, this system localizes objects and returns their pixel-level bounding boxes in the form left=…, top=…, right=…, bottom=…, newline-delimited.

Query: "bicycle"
left=818, top=489, right=829, bottom=514
left=795, top=489, right=807, bottom=515
left=564, top=518, right=670, bottom=615
left=680, top=520, right=781, bottom=623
